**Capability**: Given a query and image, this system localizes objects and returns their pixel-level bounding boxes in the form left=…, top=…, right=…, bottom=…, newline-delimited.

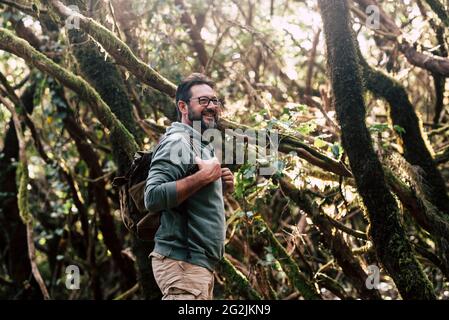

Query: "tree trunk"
left=49, top=81, right=137, bottom=292
left=318, top=0, right=435, bottom=299
left=64, top=0, right=158, bottom=299
left=358, top=53, right=449, bottom=216
left=0, top=81, right=43, bottom=299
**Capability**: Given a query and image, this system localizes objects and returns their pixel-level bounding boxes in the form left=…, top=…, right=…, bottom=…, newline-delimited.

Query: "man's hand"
left=221, top=167, right=235, bottom=194
left=196, top=156, right=222, bottom=184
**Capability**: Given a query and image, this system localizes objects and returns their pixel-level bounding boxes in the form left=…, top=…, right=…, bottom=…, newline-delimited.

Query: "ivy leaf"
left=314, top=138, right=327, bottom=148
left=331, top=143, right=342, bottom=159
left=296, top=121, right=317, bottom=135
left=369, top=123, right=389, bottom=133
left=393, top=125, right=406, bottom=135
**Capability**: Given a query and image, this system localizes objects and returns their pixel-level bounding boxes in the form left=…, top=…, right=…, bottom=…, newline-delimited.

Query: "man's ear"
left=178, top=100, right=188, bottom=116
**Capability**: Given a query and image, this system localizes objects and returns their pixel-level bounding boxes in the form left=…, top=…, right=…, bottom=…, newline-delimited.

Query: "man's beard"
left=188, top=107, right=218, bottom=132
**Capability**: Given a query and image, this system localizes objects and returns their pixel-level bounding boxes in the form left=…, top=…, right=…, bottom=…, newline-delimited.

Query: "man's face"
left=186, top=84, right=221, bottom=132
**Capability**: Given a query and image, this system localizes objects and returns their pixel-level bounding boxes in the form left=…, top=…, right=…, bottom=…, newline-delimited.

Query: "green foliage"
left=234, top=163, right=257, bottom=200
left=0, top=0, right=447, bottom=301
left=393, top=125, right=406, bottom=135
left=369, top=123, right=390, bottom=133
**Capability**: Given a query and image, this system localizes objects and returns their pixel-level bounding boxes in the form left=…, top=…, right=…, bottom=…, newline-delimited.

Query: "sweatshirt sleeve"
left=144, top=134, right=192, bottom=212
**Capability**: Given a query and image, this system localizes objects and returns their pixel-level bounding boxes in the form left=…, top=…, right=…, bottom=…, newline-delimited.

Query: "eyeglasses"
left=187, top=96, right=222, bottom=108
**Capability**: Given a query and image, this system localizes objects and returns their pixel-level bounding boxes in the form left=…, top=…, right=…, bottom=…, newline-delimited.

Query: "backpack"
left=112, top=134, right=197, bottom=241
left=112, top=150, right=159, bottom=241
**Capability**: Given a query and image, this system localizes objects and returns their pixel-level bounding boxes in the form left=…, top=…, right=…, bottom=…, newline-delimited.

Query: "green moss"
left=318, top=0, right=435, bottom=299
left=359, top=55, right=449, bottom=215
left=16, top=162, right=31, bottom=224
left=386, top=232, right=435, bottom=297
left=256, top=218, right=322, bottom=300
left=219, top=257, right=262, bottom=300
left=67, top=25, right=141, bottom=172
left=46, top=0, right=177, bottom=97
left=0, top=28, right=138, bottom=164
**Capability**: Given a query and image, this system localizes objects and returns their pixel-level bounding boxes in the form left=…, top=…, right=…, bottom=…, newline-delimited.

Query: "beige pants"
left=150, top=252, right=214, bottom=300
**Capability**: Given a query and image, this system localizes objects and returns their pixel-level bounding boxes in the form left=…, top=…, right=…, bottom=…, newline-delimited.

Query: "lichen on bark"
left=318, top=0, right=435, bottom=299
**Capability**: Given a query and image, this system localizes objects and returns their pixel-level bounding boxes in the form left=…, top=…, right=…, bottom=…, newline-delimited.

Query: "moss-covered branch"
left=219, top=118, right=352, bottom=177
left=0, top=0, right=47, bottom=16
left=65, top=0, right=141, bottom=170
left=0, top=92, right=50, bottom=300
left=319, top=0, right=435, bottom=299
left=254, top=217, right=322, bottom=300
left=383, top=161, right=449, bottom=279
left=358, top=51, right=449, bottom=216
left=44, top=0, right=177, bottom=97
left=277, top=177, right=381, bottom=300
left=424, top=0, right=449, bottom=27
left=359, top=51, right=449, bottom=214
left=354, top=0, right=449, bottom=77
left=219, top=257, right=262, bottom=300
left=0, top=93, right=30, bottom=225
left=0, top=27, right=138, bottom=161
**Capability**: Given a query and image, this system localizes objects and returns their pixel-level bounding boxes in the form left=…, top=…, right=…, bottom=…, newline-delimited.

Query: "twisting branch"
left=0, top=91, right=50, bottom=300
left=44, top=0, right=177, bottom=97
left=0, top=27, right=138, bottom=161
left=353, top=0, right=449, bottom=77
left=277, top=177, right=381, bottom=300
left=0, top=0, right=47, bottom=16
left=254, top=217, right=322, bottom=299
left=423, top=0, right=449, bottom=27
left=383, top=163, right=449, bottom=279
left=319, top=0, right=435, bottom=299
left=357, top=49, right=449, bottom=216
left=175, top=0, right=209, bottom=68
left=219, top=118, right=352, bottom=177
left=219, top=257, right=262, bottom=300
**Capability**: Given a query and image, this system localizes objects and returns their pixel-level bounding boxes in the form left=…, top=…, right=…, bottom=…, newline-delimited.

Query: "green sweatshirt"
left=144, top=122, right=225, bottom=271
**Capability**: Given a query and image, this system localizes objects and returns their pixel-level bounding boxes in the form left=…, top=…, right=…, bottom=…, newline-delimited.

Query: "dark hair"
left=175, top=73, right=215, bottom=121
